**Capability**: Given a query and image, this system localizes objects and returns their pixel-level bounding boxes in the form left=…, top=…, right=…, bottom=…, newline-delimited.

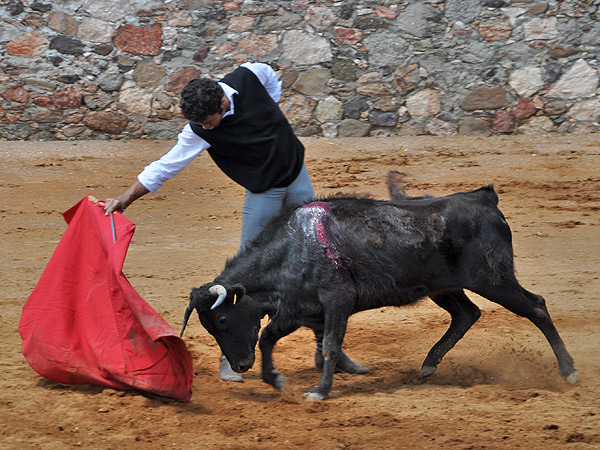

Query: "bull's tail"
left=387, top=170, right=434, bottom=201
left=387, top=170, right=408, bottom=201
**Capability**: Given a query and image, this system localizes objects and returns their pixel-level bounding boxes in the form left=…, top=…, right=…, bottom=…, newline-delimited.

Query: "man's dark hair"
left=180, top=78, right=224, bottom=122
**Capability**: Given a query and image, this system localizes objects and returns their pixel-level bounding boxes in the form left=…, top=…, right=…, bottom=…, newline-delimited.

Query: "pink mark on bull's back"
left=300, top=202, right=341, bottom=268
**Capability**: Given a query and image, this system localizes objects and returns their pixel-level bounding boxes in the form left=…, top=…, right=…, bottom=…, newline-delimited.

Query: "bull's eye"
left=217, top=315, right=227, bottom=330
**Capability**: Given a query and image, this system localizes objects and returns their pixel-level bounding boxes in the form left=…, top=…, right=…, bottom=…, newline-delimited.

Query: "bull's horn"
left=180, top=300, right=194, bottom=337
left=209, top=285, right=227, bottom=310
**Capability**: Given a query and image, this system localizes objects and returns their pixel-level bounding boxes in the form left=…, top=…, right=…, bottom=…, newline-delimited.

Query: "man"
left=104, top=62, right=368, bottom=382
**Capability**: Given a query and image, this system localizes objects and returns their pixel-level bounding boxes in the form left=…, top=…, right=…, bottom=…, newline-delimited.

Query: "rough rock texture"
left=1, top=0, right=600, bottom=140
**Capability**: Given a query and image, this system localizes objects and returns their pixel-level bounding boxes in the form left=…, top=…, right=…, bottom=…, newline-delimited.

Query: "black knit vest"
left=189, top=67, right=304, bottom=193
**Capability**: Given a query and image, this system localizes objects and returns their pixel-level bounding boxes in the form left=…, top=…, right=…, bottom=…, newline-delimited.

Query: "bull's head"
left=180, top=283, right=263, bottom=373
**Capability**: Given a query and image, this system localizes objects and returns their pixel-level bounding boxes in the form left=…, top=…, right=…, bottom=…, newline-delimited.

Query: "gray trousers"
left=240, top=164, right=315, bottom=249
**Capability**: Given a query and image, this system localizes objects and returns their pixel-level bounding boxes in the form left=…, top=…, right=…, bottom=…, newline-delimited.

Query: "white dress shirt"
left=138, top=63, right=282, bottom=193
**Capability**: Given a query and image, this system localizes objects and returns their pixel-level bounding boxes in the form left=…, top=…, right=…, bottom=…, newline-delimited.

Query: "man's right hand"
left=103, top=197, right=127, bottom=215
left=103, top=180, right=150, bottom=216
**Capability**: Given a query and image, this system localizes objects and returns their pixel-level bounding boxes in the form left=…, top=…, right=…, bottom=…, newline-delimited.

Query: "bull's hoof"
left=565, top=370, right=579, bottom=384
left=305, top=387, right=328, bottom=401
left=419, top=365, right=437, bottom=378
left=315, top=351, right=370, bottom=374
left=335, top=356, right=370, bottom=374
left=263, top=371, right=286, bottom=390
left=305, top=392, right=326, bottom=401
left=273, top=374, right=286, bottom=389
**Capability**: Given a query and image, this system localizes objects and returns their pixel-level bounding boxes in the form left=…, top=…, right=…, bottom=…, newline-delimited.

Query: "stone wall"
left=1, top=0, right=600, bottom=140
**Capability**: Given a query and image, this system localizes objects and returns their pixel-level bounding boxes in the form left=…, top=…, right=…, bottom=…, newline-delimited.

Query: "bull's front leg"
left=258, top=321, right=299, bottom=390
left=305, top=304, right=352, bottom=401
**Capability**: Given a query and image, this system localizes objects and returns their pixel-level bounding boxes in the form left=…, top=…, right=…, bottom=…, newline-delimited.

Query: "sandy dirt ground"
left=1, top=135, right=599, bottom=449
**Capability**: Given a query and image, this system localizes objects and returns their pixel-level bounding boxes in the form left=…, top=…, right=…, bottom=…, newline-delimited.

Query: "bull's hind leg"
left=420, top=289, right=482, bottom=377
left=259, top=322, right=300, bottom=389
left=474, top=282, right=578, bottom=383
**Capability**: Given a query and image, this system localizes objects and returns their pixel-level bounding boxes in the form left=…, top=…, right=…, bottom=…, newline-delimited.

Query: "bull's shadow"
left=227, top=335, right=568, bottom=402
left=239, top=357, right=568, bottom=401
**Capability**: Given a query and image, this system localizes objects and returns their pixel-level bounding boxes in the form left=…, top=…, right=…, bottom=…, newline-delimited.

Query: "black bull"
left=181, top=175, right=578, bottom=400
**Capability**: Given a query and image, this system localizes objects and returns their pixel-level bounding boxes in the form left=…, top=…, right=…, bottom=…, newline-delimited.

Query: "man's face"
left=196, top=95, right=229, bottom=130
left=197, top=112, right=224, bottom=130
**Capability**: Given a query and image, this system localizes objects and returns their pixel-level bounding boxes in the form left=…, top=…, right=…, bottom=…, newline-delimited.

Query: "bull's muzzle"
left=232, top=356, right=255, bottom=373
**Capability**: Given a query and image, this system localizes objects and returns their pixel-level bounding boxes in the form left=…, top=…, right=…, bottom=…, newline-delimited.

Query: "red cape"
left=19, top=196, right=193, bottom=402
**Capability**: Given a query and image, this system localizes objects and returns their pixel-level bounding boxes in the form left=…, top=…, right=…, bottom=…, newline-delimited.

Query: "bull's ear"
left=229, top=284, right=246, bottom=304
